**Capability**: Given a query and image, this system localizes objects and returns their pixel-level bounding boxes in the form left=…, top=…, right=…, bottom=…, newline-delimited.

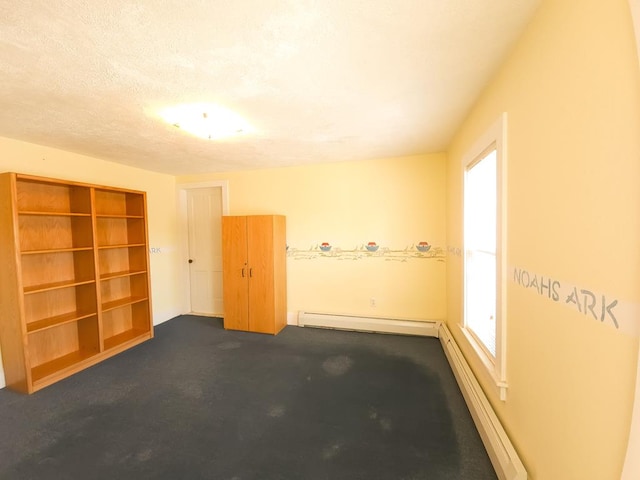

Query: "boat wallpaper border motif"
left=287, top=241, right=445, bottom=262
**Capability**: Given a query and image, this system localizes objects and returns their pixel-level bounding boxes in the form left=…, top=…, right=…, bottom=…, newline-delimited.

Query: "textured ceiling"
left=0, top=0, right=540, bottom=175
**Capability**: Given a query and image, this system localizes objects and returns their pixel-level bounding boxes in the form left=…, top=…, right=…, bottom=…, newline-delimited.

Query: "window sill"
left=459, top=325, right=508, bottom=401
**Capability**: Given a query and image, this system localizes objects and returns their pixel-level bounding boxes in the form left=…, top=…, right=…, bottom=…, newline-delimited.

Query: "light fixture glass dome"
left=159, top=103, right=254, bottom=140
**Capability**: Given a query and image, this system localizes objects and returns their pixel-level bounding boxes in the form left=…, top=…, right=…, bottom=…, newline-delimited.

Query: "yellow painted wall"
left=446, top=0, right=640, bottom=478
left=178, top=154, right=447, bottom=320
left=0, top=136, right=182, bottom=325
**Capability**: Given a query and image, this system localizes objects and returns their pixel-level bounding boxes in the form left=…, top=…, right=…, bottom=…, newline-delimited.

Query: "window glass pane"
left=465, top=150, right=496, bottom=253
left=464, top=149, right=497, bottom=356
left=465, top=250, right=496, bottom=355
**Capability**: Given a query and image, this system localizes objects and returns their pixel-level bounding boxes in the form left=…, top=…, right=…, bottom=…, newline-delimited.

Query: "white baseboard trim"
left=297, top=311, right=440, bottom=337
left=287, top=312, right=298, bottom=325
left=439, top=323, right=527, bottom=480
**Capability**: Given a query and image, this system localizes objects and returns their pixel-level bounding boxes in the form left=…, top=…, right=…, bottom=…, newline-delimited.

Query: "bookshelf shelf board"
left=26, top=312, right=97, bottom=334
left=104, top=329, right=150, bottom=351
left=31, top=349, right=98, bottom=386
left=101, top=296, right=148, bottom=313
left=24, top=279, right=96, bottom=295
left=97, top=243, right=146, bottom=250
left=100, top=269, right=147, bottom=281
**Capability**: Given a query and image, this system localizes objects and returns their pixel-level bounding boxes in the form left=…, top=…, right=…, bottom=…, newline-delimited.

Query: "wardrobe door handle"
left=242, top=268, right=245, bottom=277
left=249, top=268, right=253, bottom=277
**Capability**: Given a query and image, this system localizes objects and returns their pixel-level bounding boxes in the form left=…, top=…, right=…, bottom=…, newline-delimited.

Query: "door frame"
left=177, top=180, right=229, bottom=315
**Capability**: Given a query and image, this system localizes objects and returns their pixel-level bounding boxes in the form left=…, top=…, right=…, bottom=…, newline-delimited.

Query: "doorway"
left=178, top=181, right=229, bottom=316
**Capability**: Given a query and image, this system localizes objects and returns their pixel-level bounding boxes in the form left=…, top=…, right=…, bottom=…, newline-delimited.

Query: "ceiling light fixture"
left=159, top=103, right=254, bottom=140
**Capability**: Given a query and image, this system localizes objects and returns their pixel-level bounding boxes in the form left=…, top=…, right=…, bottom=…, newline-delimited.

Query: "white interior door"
left=187, top=187, right=224, bottom=315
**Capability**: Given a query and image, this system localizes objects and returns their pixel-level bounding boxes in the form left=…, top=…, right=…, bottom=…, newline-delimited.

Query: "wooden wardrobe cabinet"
left=0, top=172, right=153, bottom=394
left=221, top=215, right=287, bottom=335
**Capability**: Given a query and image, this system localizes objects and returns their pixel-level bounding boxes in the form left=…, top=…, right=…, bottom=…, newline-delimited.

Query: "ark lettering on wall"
left=287, top=242, right=445, bottom=262
left=512, top=267, right=638, bottom=336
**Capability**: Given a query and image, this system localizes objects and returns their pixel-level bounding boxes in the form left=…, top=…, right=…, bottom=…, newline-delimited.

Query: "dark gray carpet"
left=0, top=315, right=496, bottom=479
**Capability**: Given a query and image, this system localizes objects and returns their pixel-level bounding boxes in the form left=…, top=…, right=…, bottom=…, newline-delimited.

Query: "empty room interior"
left=1, top=0, right=640, bottom=479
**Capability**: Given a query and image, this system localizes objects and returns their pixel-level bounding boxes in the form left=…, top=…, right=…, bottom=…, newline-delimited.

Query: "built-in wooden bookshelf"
left=0, top=173, right=153, bottom=394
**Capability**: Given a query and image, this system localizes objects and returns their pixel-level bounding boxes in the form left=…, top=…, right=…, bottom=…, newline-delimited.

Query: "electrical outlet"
left=370, top=297, right=376, bottom=307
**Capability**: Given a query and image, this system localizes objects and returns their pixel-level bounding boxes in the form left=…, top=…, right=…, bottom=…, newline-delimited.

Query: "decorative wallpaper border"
left=287, top=241, right=445, bottom=262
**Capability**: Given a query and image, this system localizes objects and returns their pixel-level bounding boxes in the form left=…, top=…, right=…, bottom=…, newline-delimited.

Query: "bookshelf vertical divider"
left=90, top=187, right=105, bottom=353
left=0, top=173, right=153, bottom=394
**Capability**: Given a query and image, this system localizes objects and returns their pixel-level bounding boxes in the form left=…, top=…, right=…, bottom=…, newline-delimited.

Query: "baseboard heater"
left=439, top=323, right=527, bottom=480
left=297, top=311, right=440, bottom=337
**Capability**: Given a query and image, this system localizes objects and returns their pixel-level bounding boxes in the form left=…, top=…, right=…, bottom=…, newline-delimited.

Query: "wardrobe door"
left=222, top=216, right=249, bottom=331
left=271, top=215, right=287, bottom=335
left=247, top=216, right=276, bottom=334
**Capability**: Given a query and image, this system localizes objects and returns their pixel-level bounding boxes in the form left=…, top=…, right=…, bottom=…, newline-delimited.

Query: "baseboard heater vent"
left=439, top=323, right=527, bottom=480
left=297, top=311, right=440, bottom=337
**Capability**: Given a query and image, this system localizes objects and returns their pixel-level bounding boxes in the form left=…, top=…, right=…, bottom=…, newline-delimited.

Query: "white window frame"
left=622, top=3, right=640, bottom=477
left=461, top=112, right=508, bottom=401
